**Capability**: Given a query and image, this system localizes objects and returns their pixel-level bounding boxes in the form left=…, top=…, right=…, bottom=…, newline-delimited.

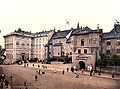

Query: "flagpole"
left=65, top=19, right=69, bottom=30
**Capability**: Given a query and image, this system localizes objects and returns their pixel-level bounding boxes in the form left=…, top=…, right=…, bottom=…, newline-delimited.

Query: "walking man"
left=35, top=75, right=38, bottom=81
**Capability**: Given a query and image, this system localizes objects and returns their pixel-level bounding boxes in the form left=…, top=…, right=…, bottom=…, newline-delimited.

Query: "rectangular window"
left=78, top=49, right=81, bottom=53
left=117, top=49, right=120, bottom=53
left=84, top=49, right=87, bottom=54
left=81, top=39, right=84, bottom=46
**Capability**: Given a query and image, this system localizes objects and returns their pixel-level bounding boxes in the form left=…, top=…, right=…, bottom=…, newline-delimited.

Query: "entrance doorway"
left=79, top=61, right=85, bottom=70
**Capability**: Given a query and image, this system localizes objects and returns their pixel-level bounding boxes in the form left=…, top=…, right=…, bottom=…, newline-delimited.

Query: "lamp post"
left=10, top=74, right=13, bottom=88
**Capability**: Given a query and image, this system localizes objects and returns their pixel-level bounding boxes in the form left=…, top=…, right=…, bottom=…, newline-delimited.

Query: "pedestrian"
left=82, top=69, right=84, bottom=74
left=25, top=87, right=28, bottom=89
left=76, top=74, right=79, bottom=78
left=10, top=73, right=12, bottom=80
left=27, top=64, right=28, bottom=67
left=35, top=75, right=38, bottom=81
left=0, top=82, right=3, bottom=88
left=67, top=68, right=69, bottom=72
left=89, top=65, right=93, bottom=76
left=4, top=80, right=9, bottom=88
left=33, top=64, right=34, bottom=67
left=1, top=73, right=5, bottom=81
left=24, top=81, right=26, bottom=86
left=71, top=67, right=73, bottom=72
left=62, top=70, right=64, bottom=75
left=112, top=72, right=115, bottom=78
left=38, top=65, right=40, bottom=68
left=92, top=70, right=95, bottom=75
left=42, top=70, right=45, bottom=74
left=38, top=69, right=41, bottom=75
left=54, top=68, right=57, bottom=73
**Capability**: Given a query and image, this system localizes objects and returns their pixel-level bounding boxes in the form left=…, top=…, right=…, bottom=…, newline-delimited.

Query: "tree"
left=0, top=45, right=6, bottom=64
left=98, top=53, right=108, bottom=68
left=111, top=54, right=120, bottom=66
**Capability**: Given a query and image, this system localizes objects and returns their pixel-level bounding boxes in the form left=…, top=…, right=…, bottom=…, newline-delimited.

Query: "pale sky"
left=0, top=0, right=120, bottom=47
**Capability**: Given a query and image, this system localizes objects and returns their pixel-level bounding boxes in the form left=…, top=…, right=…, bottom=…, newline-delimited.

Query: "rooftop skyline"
left=0, top=0, right=120, bottom=47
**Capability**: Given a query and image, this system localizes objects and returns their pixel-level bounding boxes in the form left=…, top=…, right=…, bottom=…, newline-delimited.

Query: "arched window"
left=81, top=39, right=84, bottom=46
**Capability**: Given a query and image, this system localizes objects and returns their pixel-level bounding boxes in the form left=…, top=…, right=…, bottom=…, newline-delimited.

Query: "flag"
left=65, top=19, right=70, bottom=24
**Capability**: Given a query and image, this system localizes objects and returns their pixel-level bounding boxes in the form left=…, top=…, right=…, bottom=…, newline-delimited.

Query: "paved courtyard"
left=1, top=63, right=120, bottom=89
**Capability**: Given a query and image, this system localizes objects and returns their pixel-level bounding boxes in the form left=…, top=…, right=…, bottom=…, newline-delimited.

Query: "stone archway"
left=79, top=61, right=85, bottom=70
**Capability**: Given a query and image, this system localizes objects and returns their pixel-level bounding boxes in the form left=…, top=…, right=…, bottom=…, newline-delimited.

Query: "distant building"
left=47, top=29, right=73, bottom=61
left=70, top=26, right=102, bottom=70
left=102, top=23, right=120, bottom=56
left=3, top=28, right=54, bottom=63
left=4, top=22, right=120, bottom=71
left=46, top=23, right=102, bottom=70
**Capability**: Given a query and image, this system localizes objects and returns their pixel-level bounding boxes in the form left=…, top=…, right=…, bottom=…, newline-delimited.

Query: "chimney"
left=77, top=22, right=80, bottom=29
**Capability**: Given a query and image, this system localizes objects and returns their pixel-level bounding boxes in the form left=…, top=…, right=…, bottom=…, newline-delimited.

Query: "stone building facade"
left=47, top=29, right=73, bottom=60
left=102, top=23, right=120, bottom=56
left=70, top=26, right=102, bottom=70
left=46, top=24, right=102, bottom=70
left=4, top=23, right=120, bottom=70
left=3, top=28, right=54, bottom=63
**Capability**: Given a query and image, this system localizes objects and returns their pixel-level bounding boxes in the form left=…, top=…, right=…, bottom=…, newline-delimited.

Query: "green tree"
left=111, top=54, right=120, bottom=66
left=98, top=53, right=108, bottom=68
left=0, top=45, right=6, bottom=64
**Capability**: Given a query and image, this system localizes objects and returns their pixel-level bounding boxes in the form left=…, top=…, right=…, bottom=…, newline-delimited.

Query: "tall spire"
left=77, top=22, right=79, bottom=29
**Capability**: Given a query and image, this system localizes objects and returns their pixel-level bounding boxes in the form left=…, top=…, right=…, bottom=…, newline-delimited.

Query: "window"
left=62, top=51, right=65, bottom=55
left=117, top=49, right=120, bottom=53
left=106, top=50, right=110, bottom=54
left=78, top=49, right=81, bottom=53
left=117, top=40, right=120, bottom=45
left=16, top=41, right=20, bottom=45
left=81, top=39, right=84, bottom=46
left=106, top=41, right=111, bottom=45
left=89, top=39, right=91, bottom=44
left=27, top=43, right=29, bottom=46
left=84, top=49, right=87, bottom=54
left=93, top=38, right=97, bottom=44
left=36, top=39, right=38, bottom=43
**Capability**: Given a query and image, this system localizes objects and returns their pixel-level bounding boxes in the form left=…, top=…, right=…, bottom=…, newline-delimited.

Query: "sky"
left=0, top=0, right=120, bottom=47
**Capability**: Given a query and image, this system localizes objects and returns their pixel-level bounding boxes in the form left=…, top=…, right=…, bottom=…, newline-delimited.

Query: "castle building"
left=70, top=26, right=102, bottom=70
left=102, top=23, right=120, bottom=56
left=3, top=28, right=54, bottom=63
left=4, top=22, right=120, bottom=70
left=47, top=29, right=73, bottom=61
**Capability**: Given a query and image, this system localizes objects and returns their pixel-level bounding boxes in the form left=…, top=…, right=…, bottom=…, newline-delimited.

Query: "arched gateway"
left=79, top=61, right=85, bottom=70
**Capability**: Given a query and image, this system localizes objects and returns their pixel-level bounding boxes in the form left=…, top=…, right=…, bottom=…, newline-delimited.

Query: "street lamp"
left=10, top=73, right=13, bottom=88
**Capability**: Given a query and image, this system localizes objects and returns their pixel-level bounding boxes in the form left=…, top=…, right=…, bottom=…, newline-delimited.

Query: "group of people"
left=0, top=72, right=9, bottom=88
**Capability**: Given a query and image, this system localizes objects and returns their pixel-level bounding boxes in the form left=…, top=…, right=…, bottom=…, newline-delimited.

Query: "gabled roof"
left=103, top=24, right=120, bottom=39
left=71, top=26, right=99, bottom=36
left=52, top=30, right=71, bottom=39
